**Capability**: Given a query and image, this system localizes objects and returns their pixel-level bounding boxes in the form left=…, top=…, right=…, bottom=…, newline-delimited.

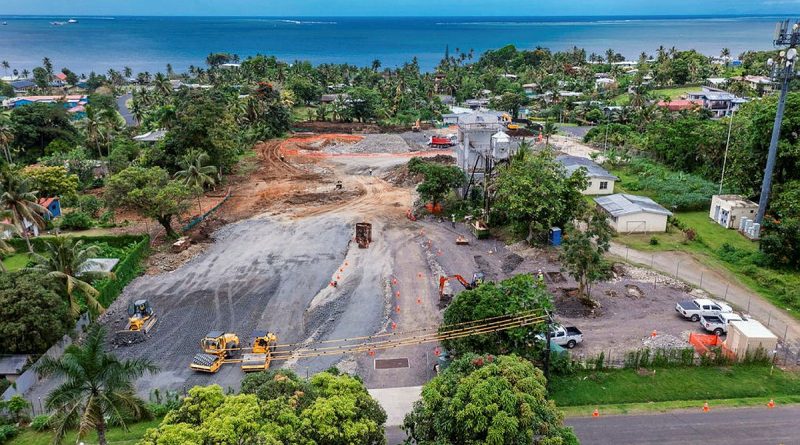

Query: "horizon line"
left=0, top=13, right=797, bottom=19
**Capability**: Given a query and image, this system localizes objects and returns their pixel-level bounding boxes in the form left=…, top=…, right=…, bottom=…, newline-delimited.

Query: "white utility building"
left=595, top=194, right=673, bottom=233
left=709, top=195, right=759, bottom=229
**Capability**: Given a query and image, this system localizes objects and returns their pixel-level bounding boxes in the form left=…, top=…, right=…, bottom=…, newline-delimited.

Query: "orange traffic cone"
left=768, top=399, right=775, bottom=409
left=592, top=408, right=599, bottom=418
left=703, top=402, right=710, bottom=413
left=651, top=330, right=658, bottom=338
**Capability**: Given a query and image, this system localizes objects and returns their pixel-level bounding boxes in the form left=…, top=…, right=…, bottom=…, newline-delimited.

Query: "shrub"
left=59, top=210, right=93, bottom=231
left=0, top=272, right=72, bottom=353
left=625, top=158, right=717, bottom=211
left=649, top=236, right=660, bottom=246
left=0, top=425, right=18, bottom=443
left=30, top=415, right=50, bottom=432
left=77, top=194, right=104, bottom=218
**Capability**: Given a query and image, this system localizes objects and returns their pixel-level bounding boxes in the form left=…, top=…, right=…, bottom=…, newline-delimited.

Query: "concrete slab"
left=368, top=385, right=422, bottom=426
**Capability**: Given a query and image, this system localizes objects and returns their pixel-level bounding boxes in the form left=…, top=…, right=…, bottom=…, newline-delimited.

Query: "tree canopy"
left=403, top=354, right=578, bottom=445
left=442, top=274, right=553, bottom=358
left=143, top=369, right=387, bottom=445
left=493, top=150, right=587, bottom=243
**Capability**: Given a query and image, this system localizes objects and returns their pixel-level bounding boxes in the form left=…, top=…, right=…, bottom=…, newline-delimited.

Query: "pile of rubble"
left=642, top=332, right=690, bottom=350
left=621, top=264, right=691, bottom=291
left=146, top=243, right=207, bottom=274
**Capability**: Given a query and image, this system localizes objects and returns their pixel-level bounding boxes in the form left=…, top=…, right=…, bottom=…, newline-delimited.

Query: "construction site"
left=21, top=129, right=734, bottom=400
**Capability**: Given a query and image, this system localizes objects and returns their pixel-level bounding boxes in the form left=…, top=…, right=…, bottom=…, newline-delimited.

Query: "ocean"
left=0, top=15, right=785, bottom=75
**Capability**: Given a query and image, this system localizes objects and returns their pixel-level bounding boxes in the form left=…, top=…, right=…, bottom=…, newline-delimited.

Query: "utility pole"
left=756, top=19, right=800, bottom=224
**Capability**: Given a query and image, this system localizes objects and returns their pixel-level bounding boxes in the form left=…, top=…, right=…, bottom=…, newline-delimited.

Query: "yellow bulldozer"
left=189, top=330, right=277, bottom=373
left=114, top=299, right=157, bottom=345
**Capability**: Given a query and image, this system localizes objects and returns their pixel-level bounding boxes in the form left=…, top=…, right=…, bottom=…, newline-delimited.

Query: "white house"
left=595, top=194, right=673, bottom=233
left=709, top=195, right=759, bottom=229
left=556, top=155, right=617, bottom=195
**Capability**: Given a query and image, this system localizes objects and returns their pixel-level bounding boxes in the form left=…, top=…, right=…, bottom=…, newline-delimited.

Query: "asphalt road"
left=567, top=406, right=799, bottom=445
left=116, top=93, right=137, bottom=127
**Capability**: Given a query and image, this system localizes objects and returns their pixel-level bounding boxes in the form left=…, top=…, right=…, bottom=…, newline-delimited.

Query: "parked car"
left=700, top=312, right=745, bottom=336
left=536, top=324, right=583, bottom=349
left=675, top=298, right=733, bottom=322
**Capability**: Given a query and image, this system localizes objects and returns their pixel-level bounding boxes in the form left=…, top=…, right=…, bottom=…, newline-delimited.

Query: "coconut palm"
left=542, top=120, right=557, bottom=146
left=511, top=138, right=532, bottom=165
left=0, top=171, right=47, bottom=253
left=0, top=117, right=14, bottom=163
left=175, top=149, right=217, bottom=214
left=27, top=236, right=111, bottom=316
left=84, top=105, right=103, bottom=158
left=0, top=210, right=16, bottom=273
left=35, top=324, right=157, bottom=445
left=1, top=61, right=9, bottom=76
left=153, top=72, right=171, bottom=96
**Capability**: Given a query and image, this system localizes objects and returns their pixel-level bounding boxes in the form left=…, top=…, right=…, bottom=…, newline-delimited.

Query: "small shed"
left=38, top=197, right=61, bottom=219
left=709, top=195, right=758, bottom=229
left=595, top=194, right=673, bottom=233
left=556, top=155, right=618, bottom=195
left=0, top=355, right=30, bottom=382
left=724, top=319, right=777, bottom=360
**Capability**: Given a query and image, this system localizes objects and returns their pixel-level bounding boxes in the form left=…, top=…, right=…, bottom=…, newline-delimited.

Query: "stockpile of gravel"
left=325, top=134, right=412, bottom=154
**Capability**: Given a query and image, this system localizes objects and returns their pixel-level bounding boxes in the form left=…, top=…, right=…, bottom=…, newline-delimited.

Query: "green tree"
left=0, top=170, right=47, bottom=252
left=560, top=208, right=613, bottom=306
left=346, top=86, right=382, bottom=122
left=36, top=325, right=157, bottom=445
left=174, top=149, right=217, bottom=214
left=144, top=371, right=387, bottom=445
left=27, top=236, right=111, bottom=316
left=21, top=165, right=80, bottom=200
left=494, top=151, right=587, bottom=243
left=106, top=166, right=193, bottom=237
left=10, top=103, right=80, bottom=161
left=408, top=159, right=465, bottom=211
left=0, top=116, right=14, bottom=163
left=403, top=354, right=578, bottom=445
left=542, top=119, right=557, bottom=146
left=0, top=271, right=72, bottom=353
left=491, top=91, right=526, bottom=119
left=287, top=77, right=322, bottom=105
left=442, top=274, right=553, bottom=357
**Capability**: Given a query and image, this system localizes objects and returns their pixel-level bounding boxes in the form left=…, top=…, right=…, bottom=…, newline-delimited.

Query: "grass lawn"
left=2, top=253, right=30, bottom=272
left=613, top=85, right=700, bottom=105
left=607, top=162, right=800, bottom=314
left=550, top=365, right=800, bottom=411
left=291, top=105, right=318, bottom=121
left=9, top=419, right=161, bottom=445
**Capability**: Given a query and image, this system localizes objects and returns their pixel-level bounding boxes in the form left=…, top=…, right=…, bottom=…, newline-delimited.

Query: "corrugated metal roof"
left=595, top=194, right=673, bottom=217
left=556, top=155, right=618, bottom=180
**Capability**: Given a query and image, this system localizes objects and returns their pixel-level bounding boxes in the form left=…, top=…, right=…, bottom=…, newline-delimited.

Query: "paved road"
left=610, top=242, right=800, bottom=345
left=116, top=93, right=137, bottom=127
left=567, top=406, right=799, bottom=445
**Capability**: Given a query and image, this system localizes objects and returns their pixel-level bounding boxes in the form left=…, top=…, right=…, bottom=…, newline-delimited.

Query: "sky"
left=3, top=0, right=800, bottom=17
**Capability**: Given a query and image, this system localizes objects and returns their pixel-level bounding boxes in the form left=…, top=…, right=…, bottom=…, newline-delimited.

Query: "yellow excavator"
left=114, top=299, right=157, bottom=345
left=189, top=330, right=277, bottom=373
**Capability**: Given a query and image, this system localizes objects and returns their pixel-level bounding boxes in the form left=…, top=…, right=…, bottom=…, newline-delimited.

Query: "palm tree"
left=542, top=120, right=557, bottom=146
left=35, top=325, right=157, bottom=445
left=0, top=117, right=14, bottom=163
left=153, top=72, right=171, bottom=96
left=21, top=68, right=29, bottom=79
left=511, top=138, right=532, bottom=165
left=175, top=149, right=217, bottom=214
left=27, top=236, right=111, bottom=316
left=0, top=172, right=47, bottom=253
left=1, top=61, right=9, bottom=76
left=84, top=105, right=103, bottom=158
left=0, top=210, right=16, bottom=273
left=123, top=66, right=133, bottom=79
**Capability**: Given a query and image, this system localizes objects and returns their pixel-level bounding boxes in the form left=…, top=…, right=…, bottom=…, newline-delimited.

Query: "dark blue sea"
left=0, top=15, right=787, bottom=75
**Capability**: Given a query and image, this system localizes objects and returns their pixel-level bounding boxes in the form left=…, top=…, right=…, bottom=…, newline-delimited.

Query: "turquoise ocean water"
left=0, top=15, right=786, bottom=74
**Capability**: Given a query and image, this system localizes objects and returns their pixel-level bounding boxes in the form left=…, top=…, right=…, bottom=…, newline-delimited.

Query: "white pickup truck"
left=700, top=312, right=745, bottom=336
left=537, top=324, right=583, bottom=349
left=675, top=298, right=733, bottom=322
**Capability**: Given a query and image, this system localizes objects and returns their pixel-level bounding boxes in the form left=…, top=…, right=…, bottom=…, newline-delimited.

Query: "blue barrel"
left=549, top=227, right=562, bottom=246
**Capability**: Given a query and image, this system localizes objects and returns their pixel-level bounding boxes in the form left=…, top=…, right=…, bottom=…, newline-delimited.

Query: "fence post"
left=724, top=284, right=729, bottom=301
left=651, top=255, right=655, bottom=268
left=768, top=312, right=772, bottom=328
left=747, top=297, right=751, bottom=312
left=699, top=272, right=704, bottom=288
left=783, top=325, right=788, bottom=342
left=626, top=247, right=629, bottom=261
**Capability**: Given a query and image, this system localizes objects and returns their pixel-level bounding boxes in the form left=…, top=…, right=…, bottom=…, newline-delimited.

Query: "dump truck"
left=356, top=222, right=372, bottom=248
left=114, top=299, right=157, bottom=345
left=428, top=136, right=454, bottom=148
left=190, top=331, right=241, bottom=373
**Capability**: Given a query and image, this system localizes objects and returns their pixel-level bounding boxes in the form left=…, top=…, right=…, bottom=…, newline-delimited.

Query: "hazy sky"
left=3, top=0, right=800, bottom=17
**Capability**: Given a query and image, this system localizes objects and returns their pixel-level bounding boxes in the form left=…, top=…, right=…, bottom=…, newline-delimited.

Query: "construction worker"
left=536, top=269, right=545, bottom=287
left=451, top=214, right=456, bottom=228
